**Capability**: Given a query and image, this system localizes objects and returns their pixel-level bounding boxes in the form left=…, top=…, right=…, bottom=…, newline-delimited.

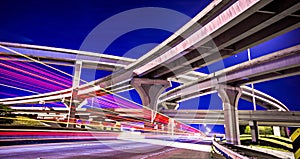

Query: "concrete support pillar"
left=130, top=78, right=170, bottom=122
left=273, top=126, right=281, bottom=137
left=72, top=61, right=82, bottom=87
left=290, top=128, right=300, bottom=159
left=217, top=85, right=241, bottom=145
left=281, top=127, right=289, bottom=137
left=67, top=60, right=82, bottom=128
left=168, top=118, right=174, bottom=137
left=249, top=121, right=259, bottom=144
left=161, top=124, right=165, bottom=131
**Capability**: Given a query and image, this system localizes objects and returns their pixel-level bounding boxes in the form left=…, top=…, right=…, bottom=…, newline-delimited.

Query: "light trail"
left=0, top=44, right=147, bottom=108
left=0, top=45, right=76, bottom=82
left=0, top=76, right=52, bottom=93
left=0, top=44, right=203, bottom=135
left=0, top=83, right=39, bottom=94
left=6, top=59, right=72, bottom=85
left=0, top=68, right=64, bottom=92
left=0, top=63, right=70, bottom=88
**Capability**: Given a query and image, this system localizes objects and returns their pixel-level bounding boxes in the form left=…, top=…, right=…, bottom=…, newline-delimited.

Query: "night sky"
left=0, top=0, right=299, bottom=133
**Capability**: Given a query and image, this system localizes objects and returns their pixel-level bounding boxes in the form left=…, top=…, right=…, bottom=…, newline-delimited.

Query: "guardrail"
left=212, top=140, right=249, bottom=159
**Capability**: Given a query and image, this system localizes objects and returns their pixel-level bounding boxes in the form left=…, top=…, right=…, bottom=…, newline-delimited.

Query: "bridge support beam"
left=217, top=85, right=241, bottom=145
left=161, top=102, right=179, bottom=110
left=249, top=121, right=259, bottom=144
left=67, top=60, right=82, bottom=128
left=131, top=78, right=170, bottom=122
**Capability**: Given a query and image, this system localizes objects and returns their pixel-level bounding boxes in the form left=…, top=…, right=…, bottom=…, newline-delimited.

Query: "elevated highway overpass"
left=1, top=0, right=299, bottom=110
left=0, top=0, right=299, bottom=146
left=159, top=44, right=300, bottom=105
left=132, top=0, right=300, bottom=78
left=0, top=43, right=288, bottom=110
left=161, top=109, right=300, bottom=127
left=159, top=44, right=300, bottom=144
left=0, top=42, right=134, bottom=71
left=9, top=107, right=300, bottom=127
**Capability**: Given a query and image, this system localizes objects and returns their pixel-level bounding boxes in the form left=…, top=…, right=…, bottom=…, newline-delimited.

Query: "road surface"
left=0, top=140, right=214, bottom=159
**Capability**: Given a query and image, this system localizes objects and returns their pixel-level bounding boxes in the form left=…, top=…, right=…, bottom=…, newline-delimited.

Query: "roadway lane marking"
left=0, top=140, right=173, bottom=159
left=140, top=147, right=177, bottom=159
left=119, top=138, right=211, bottom=152
left=0, top=140, right=130, bottom=152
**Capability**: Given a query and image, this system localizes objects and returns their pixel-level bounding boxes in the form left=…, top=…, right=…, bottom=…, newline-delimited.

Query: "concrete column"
left=281, top=127, right=289, bottom=137
left=249, top=121, right=259, bottom=144
left=273, top=126, right=281, bottom=137
left=130, top=78, right=170, bottom=122
left=72, top=61, right=82, bottom=87
left=67, top=60, right=82, bottom=128
left=168, top=118, right=174, bottom=137
left=217, top=85, right=241, bottom=145
left=290, top=128, right=300, bottom=159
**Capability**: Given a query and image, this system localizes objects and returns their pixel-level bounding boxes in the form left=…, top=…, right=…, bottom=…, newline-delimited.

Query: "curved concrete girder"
left=159, top=45, right=300, bottom=111
left=161, top=110, right=300, bottom=126
left=133, top=0, right=272, bottom=76
left=1, top=69, right=287, bottom=113
left=0, top=42, right=135, bottom=71
left=240, top=86, right=289, bottom=111
left=0, top=68, right=290, bottom=112
left=143, top=0, right=300, bottom=79
left=1, top=1, right=299, bottom=109
left=1, top=44, right=296, bottom=112
left=159, top=86, right=289, bottom=111
left=161, top=70, right=289, bottom=111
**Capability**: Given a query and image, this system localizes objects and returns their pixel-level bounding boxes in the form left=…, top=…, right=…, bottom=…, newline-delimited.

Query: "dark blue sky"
left=0, top=0, right=211, bottom=98
left=0, top=0, right=211, bottom=49
left=1, top=0, right=299, bottom=133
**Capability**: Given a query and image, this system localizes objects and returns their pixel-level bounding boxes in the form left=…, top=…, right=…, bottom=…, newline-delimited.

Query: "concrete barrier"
left=212, top=140, right=249, bottom=159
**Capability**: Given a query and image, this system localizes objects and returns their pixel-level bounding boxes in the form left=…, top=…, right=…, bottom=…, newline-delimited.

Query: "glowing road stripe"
left=0, top=74, right=54, bottom=92
left=1, top=93, right=72, bottom=105
left=0, top=129, right=120, bottom=134
left=0, top=83, right=39, bottom=94
left=0, top=44, right=146, bottom=110
left=0, top=89, right=71, bottom=102
left=0, top=45, right=75, bottom=82
left=0, top=68, right=64, bottom=92
left=3, top=56, right=71, bottom=84
left=0, top=63, right=69, bottom=88
left=0, top=43, right=204, bottom=135
left=120, top=138, right=211, bottom=152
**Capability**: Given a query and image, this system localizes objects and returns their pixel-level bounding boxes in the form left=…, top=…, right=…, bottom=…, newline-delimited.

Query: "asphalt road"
left=0, top=140, right=213, bottom=159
